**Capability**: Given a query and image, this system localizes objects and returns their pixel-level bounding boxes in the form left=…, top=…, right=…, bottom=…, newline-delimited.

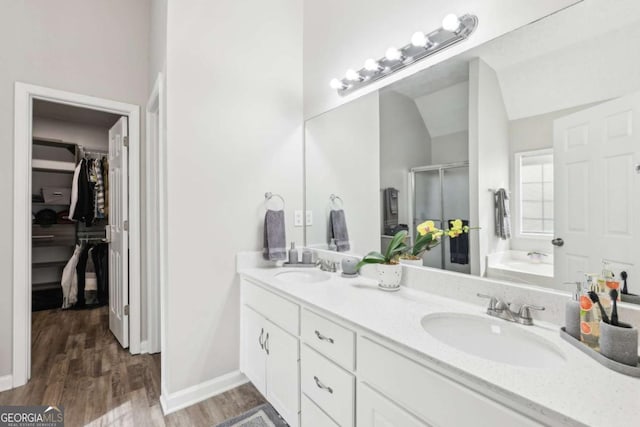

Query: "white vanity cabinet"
left=240, top=277, right=544, bottom=427
left=241, top=281, right=300, bottom=427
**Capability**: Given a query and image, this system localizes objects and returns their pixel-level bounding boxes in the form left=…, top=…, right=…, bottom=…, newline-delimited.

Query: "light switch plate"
left=305, top=210, right=313, bottom=226
left=294, top=210, right=303, bottom=227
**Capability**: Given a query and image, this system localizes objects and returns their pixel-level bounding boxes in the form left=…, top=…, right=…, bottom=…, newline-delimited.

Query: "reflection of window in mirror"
left=515, top=149, right=553, bottom=237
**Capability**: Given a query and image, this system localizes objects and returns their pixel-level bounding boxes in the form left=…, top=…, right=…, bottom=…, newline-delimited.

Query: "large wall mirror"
left=304, top=0, right=640, bottom=303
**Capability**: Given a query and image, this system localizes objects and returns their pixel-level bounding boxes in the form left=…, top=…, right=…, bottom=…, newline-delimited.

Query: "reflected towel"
left=330, top=209, right=350, bottom=252
left=449, top=219, right=469, bottom=264
left=263, top=209, right=286, bottom=261
left=494, top=189, right=511, bottom=240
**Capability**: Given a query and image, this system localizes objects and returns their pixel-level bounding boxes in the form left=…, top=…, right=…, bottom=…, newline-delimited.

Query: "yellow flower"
left=417, top=220, right=438, bottom=236
left=450, top=219, right=463, bottom=231
left=433, top=230, right=444, bottom=239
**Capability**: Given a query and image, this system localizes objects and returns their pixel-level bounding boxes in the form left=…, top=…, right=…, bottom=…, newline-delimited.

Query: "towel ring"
left=264, top=192, right=285, bottom=210
left=329, top=194, right=343, bottom=208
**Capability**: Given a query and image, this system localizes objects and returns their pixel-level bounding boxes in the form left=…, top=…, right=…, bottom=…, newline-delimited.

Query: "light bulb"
left=442, top=13, right=461, bottom=32
left=411, top=31, right=427, bottom=47
left=329, top=78, right=345, bottom=90
left=364, top=58, right=380, bottom=71
left=385, top=47, right=402, bottom=61
left=345, top=69, right=361, bottom=81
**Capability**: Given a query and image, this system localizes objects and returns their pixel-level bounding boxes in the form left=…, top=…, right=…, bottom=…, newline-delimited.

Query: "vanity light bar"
left=330, top=14, right=478, bottom=96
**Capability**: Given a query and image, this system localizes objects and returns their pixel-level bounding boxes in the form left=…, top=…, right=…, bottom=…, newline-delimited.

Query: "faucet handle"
left=517, top=304, right=545, bottom=325
left=477, top=293, right=498, bottom=310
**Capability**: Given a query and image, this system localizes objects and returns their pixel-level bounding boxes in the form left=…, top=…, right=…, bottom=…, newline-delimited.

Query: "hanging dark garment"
left=72, top=159, right=96, bottom=226
left=91, top=243, right=109, bottom=304
left=75, top=244, right=90, bottom=308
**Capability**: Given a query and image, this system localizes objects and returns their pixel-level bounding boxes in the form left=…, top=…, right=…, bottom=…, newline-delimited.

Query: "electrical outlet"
left=305, top=210, right=313, bottom=226
left=294, top=210, right=303, bottom=227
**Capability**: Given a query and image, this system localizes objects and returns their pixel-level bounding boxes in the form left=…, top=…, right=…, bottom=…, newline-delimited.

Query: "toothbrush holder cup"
left=599, top=321, right=638, bottom=367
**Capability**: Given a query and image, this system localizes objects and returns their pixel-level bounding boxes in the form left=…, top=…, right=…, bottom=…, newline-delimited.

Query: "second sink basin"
left=274, top=269, right=330, bottom=284
left=421, top=313, right=566, bottom=369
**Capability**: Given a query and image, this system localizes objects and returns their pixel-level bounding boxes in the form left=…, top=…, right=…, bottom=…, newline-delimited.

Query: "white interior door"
left=554, top=93, right=640, bottom=284
left=109, top=116, right=129, bottom=348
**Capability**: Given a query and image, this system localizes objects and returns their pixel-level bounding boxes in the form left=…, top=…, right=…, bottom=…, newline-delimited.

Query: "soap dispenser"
left=288, top=242, right=298, bottom=264
left=328, top=238, right=337, bottom=251
left=564, top=281, right=582, bottom=340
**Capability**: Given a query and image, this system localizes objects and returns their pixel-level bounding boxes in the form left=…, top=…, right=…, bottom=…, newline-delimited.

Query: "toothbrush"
left=621, top=271, right=628, bottom=295
left=610, top=289, right=619, bottom=326
left=588, top=291, right=610, bottom=324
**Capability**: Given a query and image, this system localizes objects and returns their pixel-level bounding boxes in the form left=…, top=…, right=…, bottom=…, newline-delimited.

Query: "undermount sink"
left=421, top=313, right=566, bottom=368
left=274, top=269, right=330, bottom=284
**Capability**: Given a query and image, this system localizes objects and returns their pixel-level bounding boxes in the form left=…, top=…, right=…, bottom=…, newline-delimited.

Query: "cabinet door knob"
left=258, top=328, right=264, bottom=350
left=264, top=332, right=270, bottom=355
left=315, top=330, right=334, bottom=344
left=313, top=376, right=333, bottom=394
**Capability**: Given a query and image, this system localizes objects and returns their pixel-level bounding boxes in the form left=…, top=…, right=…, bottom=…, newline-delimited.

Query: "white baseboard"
left=160, top=370, right=248, bottom=415
left=139, top=340, right=148, bottom=354
left=0, top=374, right=13, bottom=392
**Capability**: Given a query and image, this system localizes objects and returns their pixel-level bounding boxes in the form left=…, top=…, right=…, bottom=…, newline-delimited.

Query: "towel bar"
left=329, top=193, right=344, bottom=208
left=264, top=192, right=285, bottom=210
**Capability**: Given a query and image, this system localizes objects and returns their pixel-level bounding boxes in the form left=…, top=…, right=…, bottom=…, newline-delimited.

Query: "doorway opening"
left=12, top=83, right=146, bottom=388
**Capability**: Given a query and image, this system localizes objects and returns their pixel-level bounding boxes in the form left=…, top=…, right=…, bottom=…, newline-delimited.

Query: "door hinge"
left=124, top=305, right=129, bottom=316
left=123, top=220, right=129, bottom=231
left=123, top=136, right=129, bottom=148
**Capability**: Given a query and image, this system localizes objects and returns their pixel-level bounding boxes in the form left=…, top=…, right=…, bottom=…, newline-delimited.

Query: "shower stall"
left=409, top=162, right=470, bottom=274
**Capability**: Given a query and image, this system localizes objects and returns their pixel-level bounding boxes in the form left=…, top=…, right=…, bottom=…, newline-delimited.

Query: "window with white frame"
left=516, top=150, right=554, bottom=235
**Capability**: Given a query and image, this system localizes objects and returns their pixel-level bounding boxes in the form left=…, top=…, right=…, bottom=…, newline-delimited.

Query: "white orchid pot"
left=399, top=258, right=423, bottom=267
left=376, top=263, right=402, bottom=291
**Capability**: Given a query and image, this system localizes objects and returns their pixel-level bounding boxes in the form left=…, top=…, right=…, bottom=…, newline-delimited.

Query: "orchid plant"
left=355, top=230, right=408, bottom=270
left=402, top=219, right=475, bottom=260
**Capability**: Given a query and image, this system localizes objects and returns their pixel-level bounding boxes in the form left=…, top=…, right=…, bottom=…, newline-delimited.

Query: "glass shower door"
left=442, top=165, right=470, bottom=274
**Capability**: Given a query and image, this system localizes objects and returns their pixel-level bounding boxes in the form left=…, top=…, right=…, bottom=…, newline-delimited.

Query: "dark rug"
left=215, top=404, right=288, bottom=427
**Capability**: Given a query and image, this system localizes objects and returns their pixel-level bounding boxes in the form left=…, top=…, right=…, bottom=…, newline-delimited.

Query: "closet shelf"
left=33, top=137, right=76, bottom=154
left=32, top=281, right=61, bottom=291
left=32, top=260, right=67, bottom=268
left=32, top=159, right=75, bottom=173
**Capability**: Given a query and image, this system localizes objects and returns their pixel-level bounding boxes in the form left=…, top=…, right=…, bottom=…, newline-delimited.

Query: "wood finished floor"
left=0, top=306, right=265, bottom=427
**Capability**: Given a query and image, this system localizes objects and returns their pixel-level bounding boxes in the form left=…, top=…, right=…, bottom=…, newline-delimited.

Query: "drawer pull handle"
left=32, top=235, right=55, bottom=240
left=315, top=330, right=334, bottom=344
left=265, top=332, right=270, bottom=355
left=313, top=376, right=333, bottom=394
left=258, top=328, right=264, bottom=350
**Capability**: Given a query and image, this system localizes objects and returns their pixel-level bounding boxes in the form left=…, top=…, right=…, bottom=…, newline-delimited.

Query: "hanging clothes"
left=73, top=243, right=109, bottom=309
left=72, top=159, right=96, bottom=226
left=102, top=157, right=109, bottom=217
left=61, top=244, right=83, bottom=309
left=94, top=159, right=105, bottom=219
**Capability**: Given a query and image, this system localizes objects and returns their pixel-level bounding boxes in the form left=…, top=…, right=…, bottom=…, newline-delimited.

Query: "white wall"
left=164, top=0, right=303, bottom=395
left=431, top=130, right=469, bottom=164
left=469, top=58, right=510, bottom=276
left=306, top=92, right=380, bottom=252
left=0, top=0, right=150, bottom=379
left=497, top=22, right=640, bottom=120
left=380, top=90, right=431, bottom=230
left=303, top=0, right=581, bottom=119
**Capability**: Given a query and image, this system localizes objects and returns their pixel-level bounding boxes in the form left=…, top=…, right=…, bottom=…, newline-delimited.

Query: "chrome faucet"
left=477, top=293, right=545, bottom=326
left=317, top=258, right=339, bottom=272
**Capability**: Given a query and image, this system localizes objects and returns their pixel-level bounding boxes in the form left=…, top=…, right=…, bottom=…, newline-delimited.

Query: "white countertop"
left=239, top=266, right=640, bottom=427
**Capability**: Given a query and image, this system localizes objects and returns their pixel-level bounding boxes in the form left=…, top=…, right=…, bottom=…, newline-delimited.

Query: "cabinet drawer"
left=302, top=394, right=339, bottom=427
left=358, top=337, right=542, bottom=427
left=302, top=309, right=355, bottom=370
left=301, top=345, right=354, bottom=427
left=242, top=279, right=299, bottom=335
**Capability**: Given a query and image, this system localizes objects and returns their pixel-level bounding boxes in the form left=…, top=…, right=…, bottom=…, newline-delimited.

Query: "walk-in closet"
left=31, top=100, right=120, bottom=318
